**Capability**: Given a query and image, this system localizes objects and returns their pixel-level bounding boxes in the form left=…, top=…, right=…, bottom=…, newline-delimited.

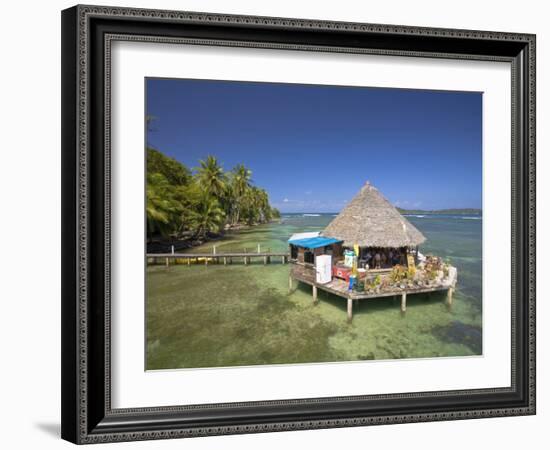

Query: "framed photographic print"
left=61, top=4, right=536, bottom=444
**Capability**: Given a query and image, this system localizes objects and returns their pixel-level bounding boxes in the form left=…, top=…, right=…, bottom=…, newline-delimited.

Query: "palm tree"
left=230, top=164, right=252, bottom=225
left=146, top=173, right=181, bottom=240
left=188, top=194, right=225, bottom=239
left=256, top=188, right=270, bottom=222
left=146, top=147, right=277, bottom=239
left=196, top=156, right=226, bottom=200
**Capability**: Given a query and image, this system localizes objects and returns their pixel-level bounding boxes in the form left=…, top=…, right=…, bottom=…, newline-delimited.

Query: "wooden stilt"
left=205, top=257, right=208, bottom=266
left=347, top=297, right=353, bottom=322
left=401, top=292, right=407, bottom=313
left=312, top=285, right=318, bottom=304
left=165, top=257, right=169, bottom=270
left=187, top=257, right=190, bottom=266
left=223, top=257, right=227, bottom=265
left=447, top=287, right=454, bottom=307
left=264, top=256, right=267, bottom=265
left=288, top=275, right=293, bottom=293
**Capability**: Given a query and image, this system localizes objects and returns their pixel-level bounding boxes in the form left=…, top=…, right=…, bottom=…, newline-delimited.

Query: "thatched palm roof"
left=321, top=182, right=426, bottom=248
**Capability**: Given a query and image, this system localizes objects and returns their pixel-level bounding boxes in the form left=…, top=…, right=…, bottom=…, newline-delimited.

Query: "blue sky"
left=146, top=78, right=482, bottom=213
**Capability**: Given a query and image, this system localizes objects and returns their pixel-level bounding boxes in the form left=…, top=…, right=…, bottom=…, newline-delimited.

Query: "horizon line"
left=278, top=208, right=482, bottom=214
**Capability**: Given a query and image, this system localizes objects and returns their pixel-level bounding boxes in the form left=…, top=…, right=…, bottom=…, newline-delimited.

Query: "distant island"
left=397, top=208, right=482, bottom=215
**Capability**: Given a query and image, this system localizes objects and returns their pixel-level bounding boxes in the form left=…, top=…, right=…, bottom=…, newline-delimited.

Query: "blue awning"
left=288, top=236, right=343, bottom=249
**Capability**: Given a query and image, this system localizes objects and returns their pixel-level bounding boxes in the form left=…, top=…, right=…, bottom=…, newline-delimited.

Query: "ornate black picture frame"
left=61, top=4, right=536, bottom=444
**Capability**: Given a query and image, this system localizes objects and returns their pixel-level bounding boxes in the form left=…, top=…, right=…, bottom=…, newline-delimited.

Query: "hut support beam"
left=288, top=274, right=293, bottom=293
left=347, top=297, right=353, bottom=322
left=447, top=287, right=454, bottom=307
left=312, top=285, right=318, bottom=304
left=401, top=292, right=407, bottom=313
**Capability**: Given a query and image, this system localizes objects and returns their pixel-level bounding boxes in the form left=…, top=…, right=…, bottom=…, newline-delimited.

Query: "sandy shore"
left=146, top=220, right=280, bottom=254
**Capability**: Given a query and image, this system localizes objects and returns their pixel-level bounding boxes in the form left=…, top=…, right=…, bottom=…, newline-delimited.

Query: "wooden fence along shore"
left=147, top=245, right=289, bottom=267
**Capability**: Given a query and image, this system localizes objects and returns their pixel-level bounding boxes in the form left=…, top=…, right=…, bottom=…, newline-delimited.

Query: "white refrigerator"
left=315, top=255, right=332, bottom=284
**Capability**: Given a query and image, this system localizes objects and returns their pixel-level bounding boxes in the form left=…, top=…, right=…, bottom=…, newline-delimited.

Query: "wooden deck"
left=289, top=263, right=458, bottom=321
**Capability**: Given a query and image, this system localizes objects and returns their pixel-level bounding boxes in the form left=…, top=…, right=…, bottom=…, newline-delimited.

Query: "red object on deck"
left=333, top=265, right=352, bottom=282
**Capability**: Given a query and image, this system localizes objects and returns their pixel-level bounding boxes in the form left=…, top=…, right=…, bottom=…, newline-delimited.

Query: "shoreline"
left=146, top=220, right=280, bottom=254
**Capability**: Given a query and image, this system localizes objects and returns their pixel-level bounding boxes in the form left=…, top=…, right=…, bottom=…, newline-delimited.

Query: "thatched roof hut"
left=321, top=182, right=426, bottom=248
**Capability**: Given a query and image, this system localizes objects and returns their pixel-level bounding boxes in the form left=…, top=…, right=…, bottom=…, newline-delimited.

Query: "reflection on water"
left=147, top=213, right=482, bottom=369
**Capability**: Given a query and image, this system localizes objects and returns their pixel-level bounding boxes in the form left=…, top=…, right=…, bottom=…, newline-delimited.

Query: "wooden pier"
left=289, top=263, right=458, bottom=322
left=147, top=248, right=290, bottom=267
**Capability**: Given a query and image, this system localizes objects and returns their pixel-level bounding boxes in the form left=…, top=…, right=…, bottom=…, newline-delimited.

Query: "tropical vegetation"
left=146, top=148, right=280, bottom=242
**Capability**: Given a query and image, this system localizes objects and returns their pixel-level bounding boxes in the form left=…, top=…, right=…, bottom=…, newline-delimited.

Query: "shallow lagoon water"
left=146, top=214, right=482, bottom=369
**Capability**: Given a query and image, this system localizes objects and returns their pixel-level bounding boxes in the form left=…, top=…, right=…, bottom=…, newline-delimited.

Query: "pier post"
left=288, top=275, right=293, bottom=293
left=312, top=285, right=318, bottom=304
left=264, top=256, right=267, bottom=265
left=347, top=297, right=353, bottom=322
left=165, top=257, right=169, bottom=270
left=187, top=257, right=190, bottom=266
left=401, top=292, right=407, bottom=313
left=447, top=287, right=454, bottom=307
left=223, top=257, right=227, bottom=265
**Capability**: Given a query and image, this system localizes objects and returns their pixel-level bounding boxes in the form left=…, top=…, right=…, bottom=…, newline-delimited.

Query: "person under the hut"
left=364, top=249, right=372, bottom=269
left=374, top=251, right=381, bottom=269
left=392, top=249, right=401, bottom=266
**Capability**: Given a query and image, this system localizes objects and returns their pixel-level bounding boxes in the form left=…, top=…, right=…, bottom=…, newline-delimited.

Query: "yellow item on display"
left=351, top=244, right=359, bottom=276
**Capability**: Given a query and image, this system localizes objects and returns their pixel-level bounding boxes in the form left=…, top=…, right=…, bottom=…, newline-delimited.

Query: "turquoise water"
left=146, top=213, right=482, bottom=369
